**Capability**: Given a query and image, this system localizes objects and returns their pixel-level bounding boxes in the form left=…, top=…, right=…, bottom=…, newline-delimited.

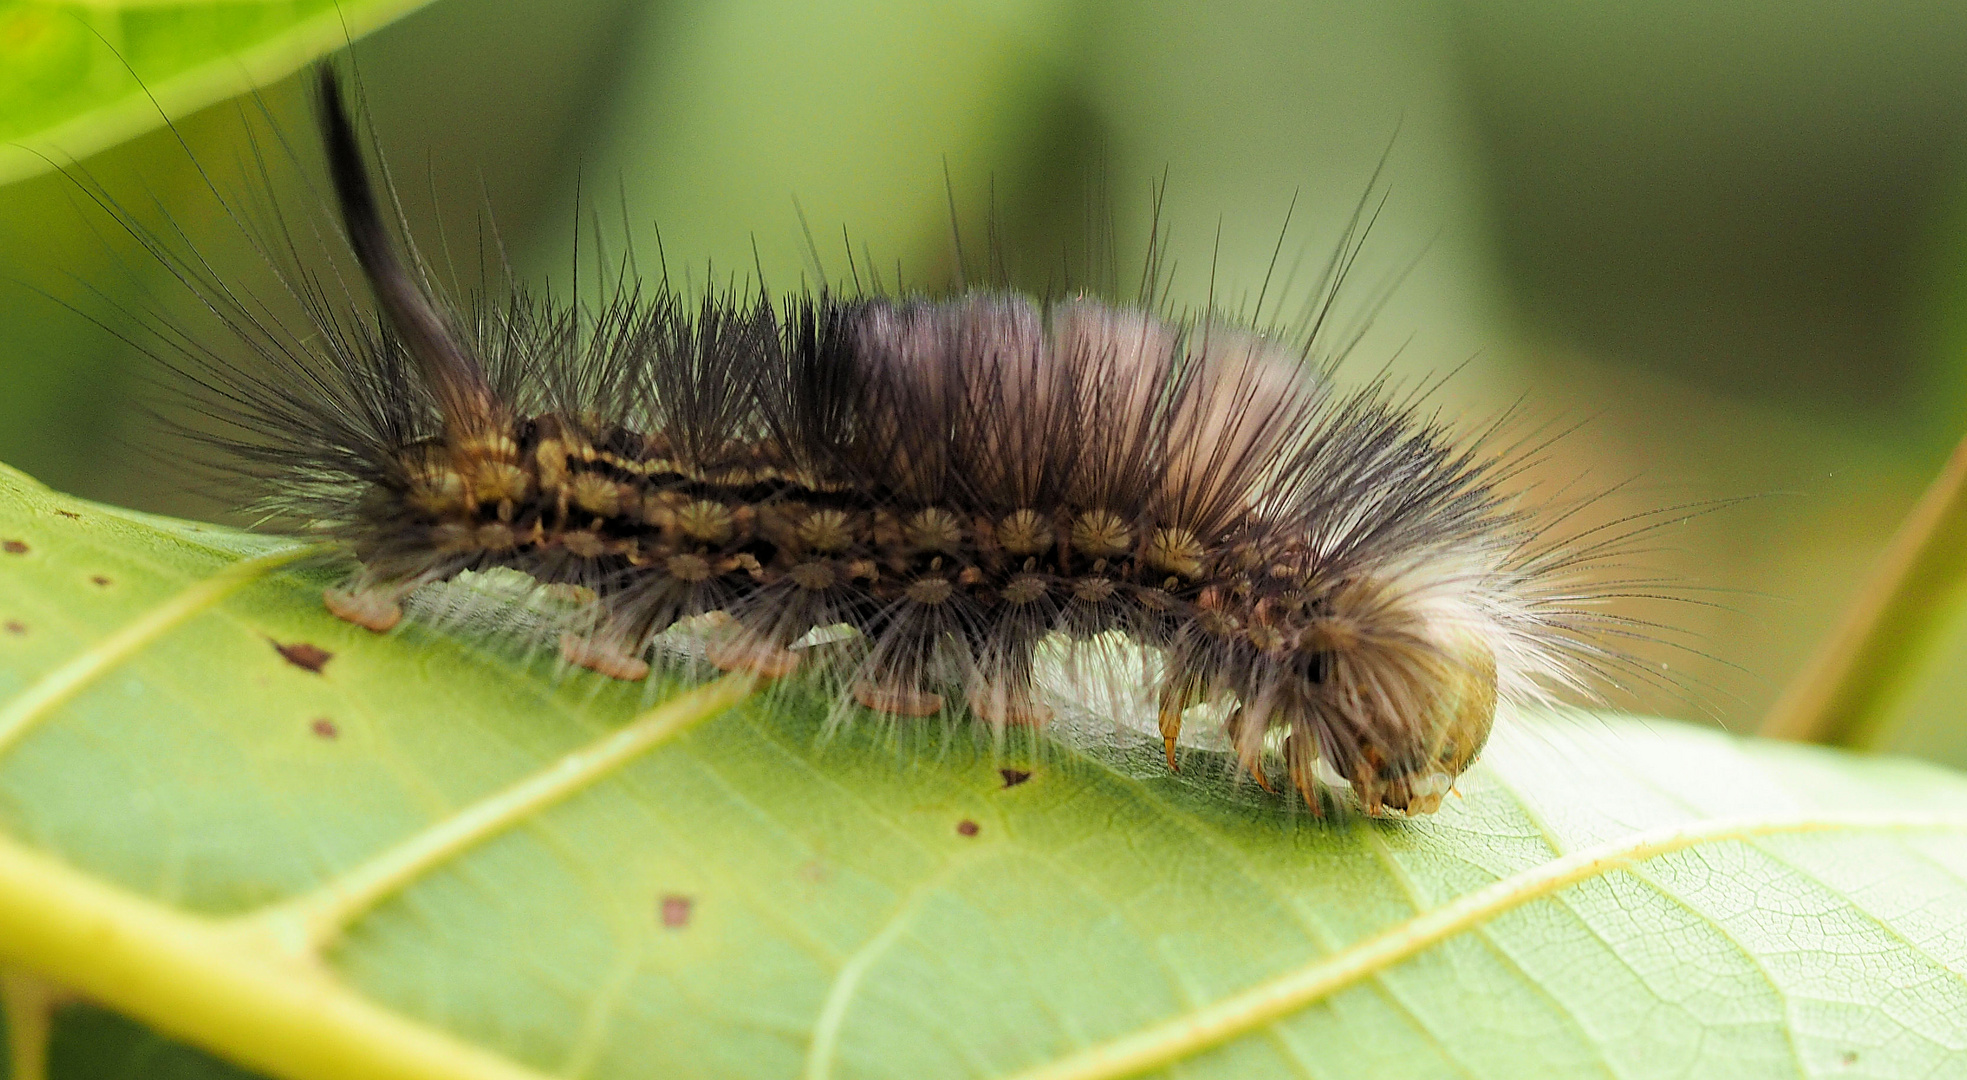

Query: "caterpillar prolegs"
left=193, top=67, right=1621, bottom=816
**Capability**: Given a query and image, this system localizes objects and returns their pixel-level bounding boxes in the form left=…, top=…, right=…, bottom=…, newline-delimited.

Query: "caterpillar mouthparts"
left=170, top=65, right=1624, bottom=817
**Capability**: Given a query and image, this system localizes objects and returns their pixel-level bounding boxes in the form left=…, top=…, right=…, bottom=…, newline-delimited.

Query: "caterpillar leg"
left=323, top=585, right=405, bottom=632
left=541, top=583, right=599, bottom=606
left=560, top=631, right=650, bottom=681
left=966, top=681, right=1052, bottom=728
left=1284, top=729, right=1323, bottom=817
left=853, top=681, right=944, bottom=717
left=1156, top=674, right=1207, bottom=772
left=704, top=625, right=802, bottom=678
left=1224, top=707, right=1276, bottom=793
left=965, top=641, right=1050, bottom=728
left=1156, top=701, right=1183, bottom=772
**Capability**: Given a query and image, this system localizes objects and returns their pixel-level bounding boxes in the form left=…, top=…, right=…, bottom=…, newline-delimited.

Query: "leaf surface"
left=0, top=458, right=1965, bottom=1080
left=0, top=0, right=437, bottom=186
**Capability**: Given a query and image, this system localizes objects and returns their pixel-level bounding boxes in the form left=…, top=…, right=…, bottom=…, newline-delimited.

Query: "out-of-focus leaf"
left=0, top=0, right=438, bottom=186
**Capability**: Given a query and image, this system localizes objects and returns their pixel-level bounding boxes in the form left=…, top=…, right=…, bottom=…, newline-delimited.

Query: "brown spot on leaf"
left=271, top=639, right=333, bottom=673
left=3, top=621, right=24, bottom=635
left=660, top=894, right=693, bottom=928
left=2, top=540, right=26, bottom=555
left=90, top=575, right=111, bottom=587
left=53, top=510, right=78, bottom=520
left=956, top=820, right=980, bottom=837
left=999, top=768, right=1031, bottom=788
left=310, top=717, right=339, bottom=740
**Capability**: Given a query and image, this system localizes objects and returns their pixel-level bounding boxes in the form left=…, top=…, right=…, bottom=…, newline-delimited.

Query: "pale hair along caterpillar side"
left=124, top=64, right=1679, bottom=817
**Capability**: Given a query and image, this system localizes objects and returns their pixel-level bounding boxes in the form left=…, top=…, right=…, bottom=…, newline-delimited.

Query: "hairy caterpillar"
left=142, top=65, right=1635, bottom=816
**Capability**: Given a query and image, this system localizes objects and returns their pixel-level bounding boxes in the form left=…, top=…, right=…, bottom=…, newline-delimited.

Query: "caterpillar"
left=144, top=65, right=1638, bottom=817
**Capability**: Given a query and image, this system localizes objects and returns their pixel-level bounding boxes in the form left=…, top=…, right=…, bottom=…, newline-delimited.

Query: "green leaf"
left=1, top=455, right=1966, bottom=1080
left=0, top=0, right=439, bottom=187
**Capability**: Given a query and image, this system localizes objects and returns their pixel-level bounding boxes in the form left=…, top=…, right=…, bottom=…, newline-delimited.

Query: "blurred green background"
left=4, top=0, right=1967, bottom=761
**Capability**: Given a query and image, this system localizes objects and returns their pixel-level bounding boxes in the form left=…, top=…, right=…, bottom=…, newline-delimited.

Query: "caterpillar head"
left=1287, top=578, right=1501, bottom=815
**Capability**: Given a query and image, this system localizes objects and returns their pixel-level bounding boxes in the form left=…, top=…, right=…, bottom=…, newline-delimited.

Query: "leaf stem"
left=0, top=969, right=57, bottom=1080
left=0, top=831, right=551, bottom=1080
left=1000, top=813, right=1967, bottom=1080
left=0, top=544, right=316, bottom=756
left=1760, top=429, right=1967, bottom=747
left=245, top=671, right=759, bottom=955
left=0, top=0, right=441, bottom=187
